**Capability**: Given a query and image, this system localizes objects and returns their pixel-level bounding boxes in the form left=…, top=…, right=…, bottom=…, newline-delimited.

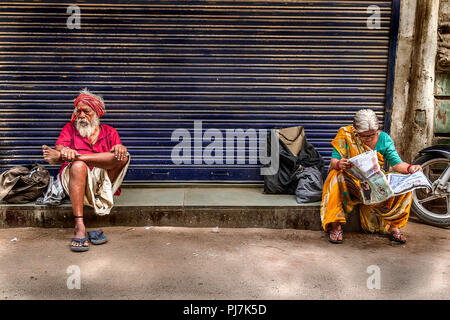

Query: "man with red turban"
left=42, top=89, right=130, bottom=252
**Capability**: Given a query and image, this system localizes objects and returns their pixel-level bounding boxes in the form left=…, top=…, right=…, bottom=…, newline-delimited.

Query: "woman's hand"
left=407, top=164, right=423, bottom=174
left=332, top=158, right=352, bottom=170
left=338, top=158, right=353, bottom=170
left=392, top=162, right=423, bottom=174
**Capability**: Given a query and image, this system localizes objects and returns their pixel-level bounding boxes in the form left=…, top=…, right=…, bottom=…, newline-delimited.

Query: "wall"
left=390, top=0, right=417, bottom=158
left=435, top=0, right=450, bottom=142
left=390, top=0, right=440, bottom=163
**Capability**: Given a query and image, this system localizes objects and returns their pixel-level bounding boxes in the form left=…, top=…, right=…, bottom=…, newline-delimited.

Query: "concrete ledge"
left=0, top=187, right=361, bottom=231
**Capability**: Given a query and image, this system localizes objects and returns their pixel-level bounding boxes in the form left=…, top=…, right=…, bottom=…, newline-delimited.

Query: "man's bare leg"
left=69, top=160, right=89, bottom=248
left=76, top=152, right=129, bottom=183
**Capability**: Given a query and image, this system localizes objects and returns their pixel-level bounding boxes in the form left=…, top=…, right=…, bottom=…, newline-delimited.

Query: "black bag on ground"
left=263, top=126, right=324, bottom=195
left=0, top=164, right=50, bottom=204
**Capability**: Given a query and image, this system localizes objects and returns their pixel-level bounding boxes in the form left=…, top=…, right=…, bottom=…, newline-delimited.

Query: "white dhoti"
left=60, top=155, right=130, bottom=215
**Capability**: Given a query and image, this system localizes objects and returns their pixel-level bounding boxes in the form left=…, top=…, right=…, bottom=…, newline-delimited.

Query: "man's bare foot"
left=72, top=222, right=88, bottom=248
left=42, top=145, right=62, bottom=165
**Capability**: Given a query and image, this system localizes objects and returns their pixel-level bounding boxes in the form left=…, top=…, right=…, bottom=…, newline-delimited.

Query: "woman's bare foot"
left=328, top=222, right=343, bottom=242
left=388, top=227, right=406, bottom=243
left=42, top=145, right=62, bottom=165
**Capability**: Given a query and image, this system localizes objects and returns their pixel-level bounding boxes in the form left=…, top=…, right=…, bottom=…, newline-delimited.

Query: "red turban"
left=71, top=93, right=104, bottom=123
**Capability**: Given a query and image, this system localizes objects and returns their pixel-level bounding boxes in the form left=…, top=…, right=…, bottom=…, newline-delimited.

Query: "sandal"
left=327, top=230, right=343, bottom=244
left=71, top=236, right=89, bottom=252
left=389, top=230, right=406, bottom=244
left=71, top=215, right=89, bottom=252
left=87, top=229, right=108, bottom=245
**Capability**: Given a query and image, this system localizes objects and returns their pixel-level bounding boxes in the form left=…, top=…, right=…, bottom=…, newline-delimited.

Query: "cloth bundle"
left=0, top=164, right=50, bottom=204
left=36, top=175, right=66, bottom=206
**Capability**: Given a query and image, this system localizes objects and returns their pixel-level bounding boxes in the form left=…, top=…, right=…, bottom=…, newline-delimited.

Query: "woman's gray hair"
left=353, top=109, right=379, bottom=133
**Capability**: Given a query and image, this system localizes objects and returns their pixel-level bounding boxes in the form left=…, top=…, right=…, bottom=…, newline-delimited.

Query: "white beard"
left=76, top=115, right=100, bottom=138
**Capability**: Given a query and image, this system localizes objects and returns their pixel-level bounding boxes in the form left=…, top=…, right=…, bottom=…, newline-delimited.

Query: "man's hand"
left=110, top=144, right=127, bottom=161
left=60, top=147, right=80, bottom=162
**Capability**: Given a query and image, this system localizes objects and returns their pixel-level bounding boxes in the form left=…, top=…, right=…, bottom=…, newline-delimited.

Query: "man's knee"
left=70, top=160, right=88, bottom=177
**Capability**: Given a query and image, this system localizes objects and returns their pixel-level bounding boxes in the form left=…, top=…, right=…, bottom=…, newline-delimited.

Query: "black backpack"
left=263, top=126, right=324, bottom=194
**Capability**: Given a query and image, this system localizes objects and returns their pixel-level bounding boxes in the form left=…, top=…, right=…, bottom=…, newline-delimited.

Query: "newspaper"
left=387, top=171, right=432, bottom=195
left=346, top=150, right=431, bottom=205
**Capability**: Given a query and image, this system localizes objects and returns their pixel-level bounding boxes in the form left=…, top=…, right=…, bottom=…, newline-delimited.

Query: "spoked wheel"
left=411, top=155, right=450, bottom=227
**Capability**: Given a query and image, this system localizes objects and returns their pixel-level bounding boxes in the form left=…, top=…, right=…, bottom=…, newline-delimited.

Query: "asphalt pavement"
left=0, top=217, right=448, bottom=300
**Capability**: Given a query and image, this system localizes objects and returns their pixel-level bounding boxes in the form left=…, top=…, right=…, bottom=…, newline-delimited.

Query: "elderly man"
left=42, top=89, right=130, bottom=252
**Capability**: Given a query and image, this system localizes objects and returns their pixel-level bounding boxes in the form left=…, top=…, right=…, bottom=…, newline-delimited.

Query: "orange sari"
left=320, top=126, right=412, bottom=233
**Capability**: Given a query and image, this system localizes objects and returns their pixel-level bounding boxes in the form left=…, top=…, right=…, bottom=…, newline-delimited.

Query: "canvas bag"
left=0, top=164, right=50, bottom=204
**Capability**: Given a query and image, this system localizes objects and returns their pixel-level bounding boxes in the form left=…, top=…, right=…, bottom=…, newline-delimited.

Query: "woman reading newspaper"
left=320, top=109, right=422, bottom=244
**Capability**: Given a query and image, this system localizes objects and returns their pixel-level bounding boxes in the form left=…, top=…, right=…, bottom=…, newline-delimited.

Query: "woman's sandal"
left=328, top=230, right=343, bottom=244
left=389, top=230, right=406, bottom=244
left=71, top=216, right=89, bottom=252
left=87, top=229, right=107, bottom=245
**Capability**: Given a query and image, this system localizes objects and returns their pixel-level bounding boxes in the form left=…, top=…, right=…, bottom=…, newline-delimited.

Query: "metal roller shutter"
left=0, top=0, right=398, bottom=182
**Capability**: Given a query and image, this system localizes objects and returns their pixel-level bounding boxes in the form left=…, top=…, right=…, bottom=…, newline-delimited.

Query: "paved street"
left=0, top=217, right=448, bottom=300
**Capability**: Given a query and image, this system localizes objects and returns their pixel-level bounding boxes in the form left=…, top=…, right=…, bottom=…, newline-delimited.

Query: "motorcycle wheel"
left=411, top=154, right=450, bottom=227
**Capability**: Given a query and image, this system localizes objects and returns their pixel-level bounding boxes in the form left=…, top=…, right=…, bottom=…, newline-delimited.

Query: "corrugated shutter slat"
left=0, top=0, right=394, bottom=182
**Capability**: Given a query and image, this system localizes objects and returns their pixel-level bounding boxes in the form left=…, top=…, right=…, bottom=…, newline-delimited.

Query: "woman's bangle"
left=336, top=160, right=341, bottom=170
left=407, top=164, right=413, bottom=173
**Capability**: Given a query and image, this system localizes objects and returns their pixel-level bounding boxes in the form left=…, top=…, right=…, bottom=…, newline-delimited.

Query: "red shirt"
left=55, top=122, right=123, bottom=194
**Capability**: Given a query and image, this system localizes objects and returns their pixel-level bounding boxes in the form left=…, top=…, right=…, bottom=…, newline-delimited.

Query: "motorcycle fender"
left=418, top=144, right=450, bottom=159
